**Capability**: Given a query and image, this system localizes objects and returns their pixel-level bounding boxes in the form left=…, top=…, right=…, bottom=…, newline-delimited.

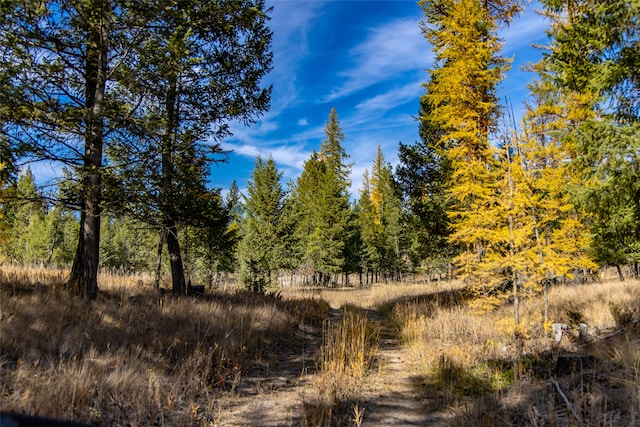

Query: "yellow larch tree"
left=420, top=0, right=521, bottom=286
left=479, top=57, right=598, bottom=324
left=0, top=162, right=8, bottom=248
left=514, top=68, right=598, bottom=322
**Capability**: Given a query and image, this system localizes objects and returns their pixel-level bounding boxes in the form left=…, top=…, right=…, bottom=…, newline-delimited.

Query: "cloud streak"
left=326, top=17, right=431, bottom=101
left=217, top=0, right=547, bottom=198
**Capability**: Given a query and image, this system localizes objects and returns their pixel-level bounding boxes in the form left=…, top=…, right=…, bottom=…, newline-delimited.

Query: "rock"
left=579, top=323, right=591, bottom=342
left=552, top=323, right=569, bottom=342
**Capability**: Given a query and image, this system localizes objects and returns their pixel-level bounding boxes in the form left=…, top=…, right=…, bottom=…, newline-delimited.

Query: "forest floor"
left=1, top=268, right=638, bottom=426
left=214, top=304, right=446, bottom=426
left=214, top=278, right=640, bottom=426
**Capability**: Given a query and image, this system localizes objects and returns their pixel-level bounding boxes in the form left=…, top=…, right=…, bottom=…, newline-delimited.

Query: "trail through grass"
left=1, top=266, right=638, bottom=426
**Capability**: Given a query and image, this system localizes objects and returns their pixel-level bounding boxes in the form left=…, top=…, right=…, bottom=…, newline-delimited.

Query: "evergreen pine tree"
left=396, top=96, right=453, bottom=276
left=293, top=109, right=354, bottom=285
left=238, top=157, right=287, bottom=292
left=538, top=0, right=640, bottom=275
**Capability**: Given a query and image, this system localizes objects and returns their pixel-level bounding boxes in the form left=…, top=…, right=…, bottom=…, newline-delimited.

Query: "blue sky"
left=213, top=0, right=550, bottom=198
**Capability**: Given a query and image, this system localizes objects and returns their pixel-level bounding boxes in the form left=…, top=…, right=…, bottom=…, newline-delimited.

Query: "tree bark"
left=67, top=0, right=109, bottom=299
left=154, top=228, right=165, bottom=290
left=165, top=217, right=186, bottom=294
left=162, top=72, right=186, bottom=295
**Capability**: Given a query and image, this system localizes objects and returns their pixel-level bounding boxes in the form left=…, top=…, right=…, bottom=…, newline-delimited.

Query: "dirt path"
left=213, top=309, right=341, bottom=426
left=357, top=310, right=448, bottom=426
left=214, top=307, right=443, bottom=426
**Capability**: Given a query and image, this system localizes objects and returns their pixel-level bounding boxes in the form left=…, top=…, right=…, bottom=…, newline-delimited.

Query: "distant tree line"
left=1, top=0, right=638, bottom=302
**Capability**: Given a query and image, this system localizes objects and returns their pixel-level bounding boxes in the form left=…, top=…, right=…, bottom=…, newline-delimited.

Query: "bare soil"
left=214, top=306, right=446, bottom=426
left=214, top=301, right=640, bottom=427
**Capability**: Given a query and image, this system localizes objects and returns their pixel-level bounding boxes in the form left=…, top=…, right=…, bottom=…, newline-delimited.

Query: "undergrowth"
left=392, top=277, right=640, bottom=426
left=302, top=307, right=379, bottom=426
left=0, top=266, right=327, bottom=425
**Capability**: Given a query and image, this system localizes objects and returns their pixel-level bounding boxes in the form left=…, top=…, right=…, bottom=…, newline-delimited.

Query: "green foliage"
left=542, top=0, right=640, bottom=121
left=238, top=157, right=288, bottom=292
left=1, top=169, right=79, bottom=266
left=536, top=0, right=639, bottom=272
left=0, top=137, right=16, bottom=187
left=565, top=308, right=584, bottom=326
left=609, top=302, right=638, bottom=329
left=319, top=108, right=352, bottom=185
left=116, top=0, right=271, bottom=294
left=428, top=355, right=513, bottom=397
left=396, top=96, right=453, bottom=271
left=293, top=109, right=355, bottom=283
left=100, top=216, right=156, bottom=273
left=573, top=121, right=640, bottom=267
left=1, top=0, right=273, bottom=295
left=1, top=0, right=122, bottom=297
left=357, top=146, right=404, bottom=279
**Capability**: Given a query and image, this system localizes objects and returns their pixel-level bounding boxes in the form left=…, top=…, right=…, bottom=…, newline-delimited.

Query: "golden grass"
left=545, top=279, right=640, bottom=327
left=0, top=265, right=327, bottom=425
left=3, top=264, right=638, bottom=425
left=302, top=306, right=379, bottom=426
left=391, top=277, right=640, bottom=425
left=0, top=264, right=156, bottom=293
left=281, top=279, right=466, bottom=310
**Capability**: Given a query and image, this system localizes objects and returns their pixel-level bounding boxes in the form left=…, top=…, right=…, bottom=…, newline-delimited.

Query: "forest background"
left=0, top=0, right=638, bottom=304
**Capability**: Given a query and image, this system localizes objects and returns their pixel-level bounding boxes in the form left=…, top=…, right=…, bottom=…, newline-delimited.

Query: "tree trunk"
left=165, top=218, right=186, bottom=294
left=505, top=143, right=519, bottom=326
left=154, top=228, right=165, bottom=290
left=161, top=67, right=186, bottom=295
left=67, top=0, right=109, bottom=299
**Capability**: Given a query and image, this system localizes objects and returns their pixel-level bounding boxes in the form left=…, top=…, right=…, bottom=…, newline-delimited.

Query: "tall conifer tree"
left=358, top=146, right=404, bottom=281
left=420, top=0, right=521, bottom=284
left=293, top=109, right=354, bottom=285
left=238, top=157, right=287, bottom=292
left=109, top=0, right=272, bottom=294
left=396, top=96, right=453, bottom=273
left=1, top=0, right=125, bottom=297
left=538, top=0, right=640, bottom=275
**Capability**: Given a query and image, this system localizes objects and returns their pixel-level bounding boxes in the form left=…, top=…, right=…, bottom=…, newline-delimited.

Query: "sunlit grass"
left=391, top=276, right=640, bottom=425
left=0, top=265, right=327, bottom=425
left=302, top=306, right=379, bottom=426
left=281, top=278, right=466, bottom=310
left=2, top=265, right=638, bottom=425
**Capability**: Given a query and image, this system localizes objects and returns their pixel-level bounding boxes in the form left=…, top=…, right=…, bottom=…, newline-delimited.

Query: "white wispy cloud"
left=354, top=80, right=423, bottom=113
left=500, top=0, right=549, bottom=55
left=326, top=17, right=430, bottom=101
left=222, top=141, right=312, bottom=180
left=224, top=0, right=327, bottom=147
left=297, top=117, right=309, bottom=126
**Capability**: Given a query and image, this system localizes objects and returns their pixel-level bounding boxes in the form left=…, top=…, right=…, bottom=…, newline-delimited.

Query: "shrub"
left=609, top=302, right=637, bottom=328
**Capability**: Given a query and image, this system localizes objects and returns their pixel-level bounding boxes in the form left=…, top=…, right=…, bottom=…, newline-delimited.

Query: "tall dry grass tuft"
left=302, top=307, right=379, bottom=426
left=545, top=279, right=640, bottom=327
left=0, top=266, right=327, bottom=425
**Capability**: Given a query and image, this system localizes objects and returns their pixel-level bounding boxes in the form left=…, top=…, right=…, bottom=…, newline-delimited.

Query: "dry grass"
left=281, top=279, right=466, bottom=311
left=0, top=265, right=327, bottom=425
left=302, top=306, right=380, bottom=426
left=546, top=279, right=640, bottom=328
left=3, top=265, right=638, bottom=426
left=391, top=277, right=640, bottom=425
